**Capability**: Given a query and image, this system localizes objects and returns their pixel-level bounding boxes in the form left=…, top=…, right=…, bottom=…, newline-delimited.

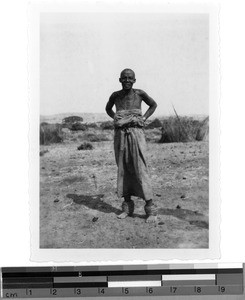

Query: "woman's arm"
left=139, top=90, right=157, bottom=121
left=105, top=93, right=116, bottom=119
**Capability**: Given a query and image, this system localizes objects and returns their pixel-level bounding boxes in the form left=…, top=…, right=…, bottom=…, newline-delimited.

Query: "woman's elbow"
left=105, top=105, right=110, bottom=113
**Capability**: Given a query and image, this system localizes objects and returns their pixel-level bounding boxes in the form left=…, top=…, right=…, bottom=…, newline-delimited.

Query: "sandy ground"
left=40, top=131, right=208, bottom=249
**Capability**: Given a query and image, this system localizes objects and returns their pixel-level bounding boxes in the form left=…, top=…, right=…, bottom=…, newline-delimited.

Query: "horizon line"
left=40, top=112, right=209, bottom=117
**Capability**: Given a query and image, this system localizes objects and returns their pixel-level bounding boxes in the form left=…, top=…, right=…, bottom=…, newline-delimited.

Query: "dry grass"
left=196, top=117, right=209, bottom=141
left=159, top=116, right=205, bottom=143
left=40, top=123, right=63, bottom=145
left=83, top=132, right=111, bottom=142
left=40, top=149, right=49, bottom=156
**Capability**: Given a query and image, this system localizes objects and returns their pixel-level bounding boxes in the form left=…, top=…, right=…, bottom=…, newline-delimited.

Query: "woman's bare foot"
left=145, top=215, right=158, bottom=223
left=117, top=212, right=128, bottom=219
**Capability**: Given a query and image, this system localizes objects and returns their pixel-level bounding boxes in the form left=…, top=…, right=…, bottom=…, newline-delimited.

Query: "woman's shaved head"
left=120, top=68, right=135, bottom=79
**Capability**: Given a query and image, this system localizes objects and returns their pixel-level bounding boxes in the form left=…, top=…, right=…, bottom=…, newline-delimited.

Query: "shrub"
left=159, top=116, right=203, bottom=143
left=71, top=122, right=88, bottom=131
left=62, top=116, right=84, bottom=131
left=100, top=121, right=114, bottom=130
left=86, top=122, right=99, bottom=129
left=145, top=118, right=162, bottom=129
left=40, top=123, right=63, bottom=145
left=62, top=116, right=83, bottom=124
left=77, top=142, right=93, bottom=150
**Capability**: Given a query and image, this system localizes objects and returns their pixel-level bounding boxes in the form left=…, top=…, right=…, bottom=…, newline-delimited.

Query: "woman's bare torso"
left=113, top=89, right=142, bottom=112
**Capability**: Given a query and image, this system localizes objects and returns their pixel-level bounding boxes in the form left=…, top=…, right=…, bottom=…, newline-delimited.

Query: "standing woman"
left=105, top=68, right=158, bottom=223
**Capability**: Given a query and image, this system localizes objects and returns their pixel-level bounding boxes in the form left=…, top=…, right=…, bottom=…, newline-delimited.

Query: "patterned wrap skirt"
left=114, top=109, right=153, bottom=200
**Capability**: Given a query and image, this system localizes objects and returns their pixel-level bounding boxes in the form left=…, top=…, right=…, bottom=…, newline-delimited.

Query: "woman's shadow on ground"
left=66, top=194, right=209, bottom=228
left=158, top=208, right=209, bottom=229
left=66, top=193, right=122, bottom=215
left=66, top=193, right=145, bottom=218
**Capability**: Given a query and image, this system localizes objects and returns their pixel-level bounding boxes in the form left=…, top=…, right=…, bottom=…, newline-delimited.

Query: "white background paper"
left=0, top=0, right=244, bottom=266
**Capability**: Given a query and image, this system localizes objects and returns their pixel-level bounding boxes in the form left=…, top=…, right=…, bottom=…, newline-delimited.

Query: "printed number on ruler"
left=122, top=288, right=129, bottom=294
left=75, top=288, right=82, bottom=295
left=194, top=286, right=202, bottom=294
left=170, top=286, right=177, bottom=293
left=98, top=288, right=105, bottom=295
left=50, top=288, right=58, bottom=296
left=146, top=287, right=154, bottom=294
left=218, top=286, right=226, bottom=293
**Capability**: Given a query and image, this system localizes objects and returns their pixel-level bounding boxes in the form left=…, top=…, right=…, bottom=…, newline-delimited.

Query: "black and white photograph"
left=29, top=2, right=220, bottom=260
left=3, top=0, right=245, bottom=280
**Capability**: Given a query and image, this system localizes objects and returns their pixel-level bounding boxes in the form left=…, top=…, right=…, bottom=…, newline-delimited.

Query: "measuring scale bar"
left=1, top=264, right=244, bottom=298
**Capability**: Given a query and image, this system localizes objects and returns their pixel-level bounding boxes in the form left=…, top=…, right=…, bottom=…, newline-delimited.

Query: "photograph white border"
left=29, top=1, right=220, bottom=262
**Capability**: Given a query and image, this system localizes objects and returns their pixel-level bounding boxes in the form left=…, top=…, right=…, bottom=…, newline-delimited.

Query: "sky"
left=40, top=13, right=209, bottom=116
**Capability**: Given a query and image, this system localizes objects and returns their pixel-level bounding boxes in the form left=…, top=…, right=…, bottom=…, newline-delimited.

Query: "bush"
left=62, top=116, right=84, bottom=131
left=159, top=116, right=203, bottom=143
left=62, top=116, right=83, bottom=124
left=100, top=121, right=114, bottom=130
left=86, top=122, right=99, bottom=129
left=77, top=142, right=93, bottom=150
left=71, top=122, right=88, bottom=131
left=196, top=117, right=209, bottom=141
left=40, top=123, right=63, bottom=145
left=145, top=118, right=162, bottom=129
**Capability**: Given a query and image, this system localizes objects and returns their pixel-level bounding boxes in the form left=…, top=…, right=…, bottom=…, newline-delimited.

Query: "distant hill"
left=155, top=114, right=208, bottom=121
left=40, top=113, right=111, bottom=124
